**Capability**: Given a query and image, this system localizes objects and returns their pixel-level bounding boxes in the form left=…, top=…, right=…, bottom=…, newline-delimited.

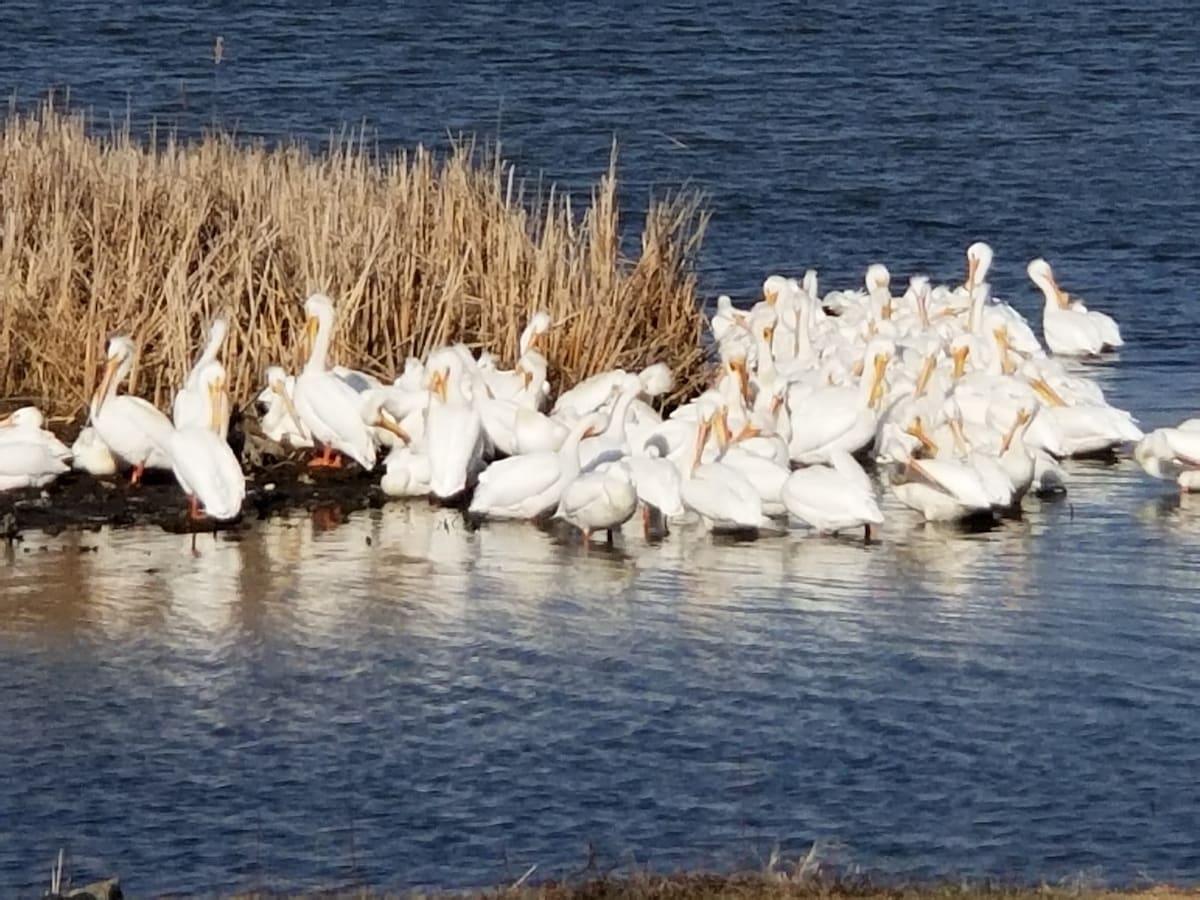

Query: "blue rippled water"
left=3, top=1, right=1200, bottom=895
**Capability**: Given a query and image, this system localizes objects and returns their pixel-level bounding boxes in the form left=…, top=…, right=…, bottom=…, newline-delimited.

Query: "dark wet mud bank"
left=0, top=459, right=393, bottom=540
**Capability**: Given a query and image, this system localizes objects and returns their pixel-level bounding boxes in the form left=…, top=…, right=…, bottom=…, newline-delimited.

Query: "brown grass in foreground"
left=227, top=876, right=1200, bottom=900
left=0, top=102, right=710, bottom=416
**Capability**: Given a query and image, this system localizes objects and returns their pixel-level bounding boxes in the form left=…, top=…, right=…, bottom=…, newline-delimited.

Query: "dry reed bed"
left=0, top=104, right=710, bottom=417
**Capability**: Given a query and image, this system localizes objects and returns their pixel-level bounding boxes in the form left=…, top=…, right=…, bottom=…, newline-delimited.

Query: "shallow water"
left=4, top=0, right=1200, bottom=895
left=4, top=468, right=1200, bottom=895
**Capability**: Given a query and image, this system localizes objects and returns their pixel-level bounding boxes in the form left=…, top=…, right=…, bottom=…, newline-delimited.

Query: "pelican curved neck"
left=560, top=415, right=601, bottom=474
left=304, top=307, right=335, bottom=373
left=92, top=351, right=132, bottom=416
left=967, top=286, right=988, bottom=334
left=753, top=330, right=777, bottom=382
left=603, top=383, right=641, bottom=443
left=186, top=320, right=229, bottom=390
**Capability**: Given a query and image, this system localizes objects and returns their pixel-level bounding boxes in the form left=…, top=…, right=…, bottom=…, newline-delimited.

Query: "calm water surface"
left=4, top=1, right=1200, bottom=895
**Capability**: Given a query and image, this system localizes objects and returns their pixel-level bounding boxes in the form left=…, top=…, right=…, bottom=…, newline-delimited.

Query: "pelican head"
left=0, top=406, right=44, bottom=430
left=263, top=365, right=288, bottom=396
left=949, top=335, right=973, bottom=379
left=362, top=393, right=411, bottom=445
left=751, top=304, right=778, bottom=346
left=762, top=275, right=788, bottom=306
left=904, top=416, right=939, bottom=455
left=725, top=349, right=751, bottom=404
left=580, top=410, right=608, bottom=441
left=425, top=348, right=467, bottom=404
left=1027, top=258, right=1069, bottom=309
left=801, top=269, right=818, bottom=299
left=303, top=293, right=335, bottom=332
left=865, top=263, right=891, bottom=293
left=93, top=335, right=136, bottom=411
left=965, top=241, right=994, bottom=292
left=520, top=310, right=552, bottom=354
left=637, top=362, right=673, bottom=397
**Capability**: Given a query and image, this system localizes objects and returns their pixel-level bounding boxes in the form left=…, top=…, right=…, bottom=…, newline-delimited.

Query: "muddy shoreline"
left=0, top=459, right=399, bottom=540
left=0, top=406, right=419, bottom=538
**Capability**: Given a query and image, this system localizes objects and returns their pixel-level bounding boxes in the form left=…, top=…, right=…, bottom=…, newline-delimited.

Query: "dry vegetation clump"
left=227, top=876, right=1200, bottom=900
left=0, top=102, right=710, bottom=416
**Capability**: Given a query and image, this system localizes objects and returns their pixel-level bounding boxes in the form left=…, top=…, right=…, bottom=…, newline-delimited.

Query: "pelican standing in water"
left=1135, top=425, right=1200, bottom=492
left=781, top=449, right=883, bottom=538
left=1028, top=258, right=1123, bottom=356
left=90, top=335, right=175, bottom=484
left=169, top=361, right=245, bottom=521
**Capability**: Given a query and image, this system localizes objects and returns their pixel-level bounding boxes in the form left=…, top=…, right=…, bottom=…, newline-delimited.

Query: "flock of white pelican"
left=1, top=242, right=1196, bottom=540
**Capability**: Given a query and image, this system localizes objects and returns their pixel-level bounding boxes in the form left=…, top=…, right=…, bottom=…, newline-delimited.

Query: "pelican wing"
left=783, top=467, right=883, bottom=527
left=170, top=429, right=244, bottom=520
left=1164, top=428, right=1200, bottom=468
left=471, top=452, right=562, bottom=513
left=294, top=371, right=377, bottom=468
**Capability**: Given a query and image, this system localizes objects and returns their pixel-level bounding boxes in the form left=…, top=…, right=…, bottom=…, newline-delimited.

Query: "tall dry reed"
left=0, top=102, right=710, bottom=416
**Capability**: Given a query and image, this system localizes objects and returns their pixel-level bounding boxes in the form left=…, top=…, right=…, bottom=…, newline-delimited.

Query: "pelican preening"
left=3, top=243, right=1163, bottom=548
left=169, top=361, right=246, bottom=521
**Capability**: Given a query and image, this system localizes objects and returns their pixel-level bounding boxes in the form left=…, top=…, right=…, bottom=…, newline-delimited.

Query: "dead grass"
left=0, top=100, right=710, bottom=415
left=228, top=876, right=1200, bottom=900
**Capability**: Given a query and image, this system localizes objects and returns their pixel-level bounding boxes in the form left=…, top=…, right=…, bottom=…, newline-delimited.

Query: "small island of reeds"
left=0, top=102, right=711, bottom=416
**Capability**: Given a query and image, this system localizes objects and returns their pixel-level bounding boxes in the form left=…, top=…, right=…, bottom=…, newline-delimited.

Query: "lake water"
left=4, top=0, right=1200, bottom=895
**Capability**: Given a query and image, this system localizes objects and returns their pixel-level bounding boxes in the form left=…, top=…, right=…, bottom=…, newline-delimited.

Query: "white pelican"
left=291, top=294, right=378, bottom=469
left=1136, top=426, right=1200, bottom=491
left=710, top=294, right=752, bottom=356
left=70, top=426, right=118, bottom=477
left=469, top=412, right=606, bottom=520
left=556, top=459, right=638, bottom=542
left=786, top=339, right=894, bottom=464
left=679, top=411, right=769, bottom=531
left=891, top=457, right=995, bottom=523
left=1020, top=371, right=1143, bottom=456
left=1028, top=258, right=1123, bottom=355
left=552, top=369, right=629, bottom=419
left=781, top=449, right=883, bottom=537
left=424, top=347, right=485, bottom=501
left=993, top=407, right=1037, bottom=504
left=625, top=434, right=685, bottom=535
left=0, top=441, right=69, bottom=491
left=709, top=406, right=788, bottom=516
left=90, top=335, right=175, bottom=484
left=479, top=311, right=552, bottom=404
left=173, top=316, right=230, bottom=438
left=380, top=445, right=432, bottom=498
left=257, top=366, right=313, bottom=449
left=0, top=408, right=71, bottom=461
left=168, top=361, right=245, bottom=521
left=579, top=373, right=643, bottom=470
